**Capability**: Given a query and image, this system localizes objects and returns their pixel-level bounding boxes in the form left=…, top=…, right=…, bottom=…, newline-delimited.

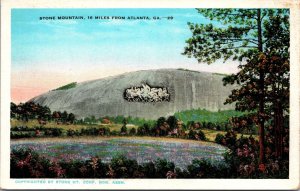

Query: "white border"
left=1, top=0, right=299, bottom=190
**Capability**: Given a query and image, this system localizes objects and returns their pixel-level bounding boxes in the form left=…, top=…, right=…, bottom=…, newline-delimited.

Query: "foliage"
left=188, top=130, right=206, bottom=141
left=11, top=102, right=51, bottom=121
left=137, top=124, right=151, bottom=136
left=215, top=133, right=225, bottom=144
left=10, top=131, right=35, bottom=139
left=174, top=109, right=244, bottom=124
left=10, top=148, right=176, bottom=178
left=166, top=116, right=178, bottom=130
left=129, top=128, right=136, bottom=135
left=110, top=155, right=139, bottom=178
left=11, top=125, right=111, bottom=138
left=154, top=159, right=175, bottom=178
left=120, top=124, right=128, bottom=135
left=79, top=127, right=110, bottom=136
left=11, top=148, right=54, bottom=178
left=221, top=128, right=289, bottom=178
left=183, top=8, right=290, bottom=164
left=11, top=126, right=63, bottom=138
left=55, top=82, right=77, bottom=91
left=44, top=128, right=63, bottom=137
left=187, top=159, right=230, bottom=178
left=11, top=102, right=76, bottom=125
left=95, top=116, right=156, bottom=127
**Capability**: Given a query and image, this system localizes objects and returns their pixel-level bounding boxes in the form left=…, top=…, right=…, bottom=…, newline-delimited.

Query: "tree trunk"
left=257, top=9, right=265, bottom=164
left=274, top=101, right=284, bottom=159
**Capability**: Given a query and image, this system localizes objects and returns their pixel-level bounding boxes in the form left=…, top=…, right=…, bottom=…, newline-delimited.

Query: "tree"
left=166, top=116, right=177, bottom=130
left=61, top=111, right=68, bottom=123
left=67, top=113, right=76, bottom=124
left=121, top=118, right=128, bottom=135
left=183, top=9, right=289, bottom=163
left=11, top=102, right=17, bottom=118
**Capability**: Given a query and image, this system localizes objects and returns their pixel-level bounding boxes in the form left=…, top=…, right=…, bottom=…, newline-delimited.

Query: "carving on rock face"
left=124, top=84, right=170, bottom=102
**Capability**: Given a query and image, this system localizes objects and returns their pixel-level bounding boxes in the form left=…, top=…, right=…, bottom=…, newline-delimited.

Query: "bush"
left=197, top=130, right=206, bottom=141
left=215, top=133, right=225, bottom=144
left=188, top=130, right=196, bottom=139
left=67, top=129, right=76, bottom=137
left=129, top=128, right=136, bottom=135
left=10, top=148, right=54, bottom=178
left=10, top=132, right=35, bottom=139
left=120, top=125, right=127, bottom=135
left=187, top=159, right=228, bottom=178
left=79, top=127, right=110, bottom=136
left=223, top=130, right=237, bottom=148
left=110, top=155, right=139, bottom=178
left=187, top=130, right=206, bottom=141
left=141, top=161, right=156, bottom=178
left=154, top=158, right=175, bottom=178
left=11, top=126, right=31, bottom=131
left=110, top=130, right=118, bottom=136
left=44, top=128, right=63, bottom=137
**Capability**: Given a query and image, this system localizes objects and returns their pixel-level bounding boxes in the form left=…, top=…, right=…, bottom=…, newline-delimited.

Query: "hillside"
left=30, top=69, right=236, bottom=119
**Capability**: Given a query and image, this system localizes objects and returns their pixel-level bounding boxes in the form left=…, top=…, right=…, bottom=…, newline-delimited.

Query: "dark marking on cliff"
left=124, top=84, right=170, bottom=102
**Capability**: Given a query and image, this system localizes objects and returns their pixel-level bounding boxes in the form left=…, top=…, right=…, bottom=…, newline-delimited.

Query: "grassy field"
left=11, top=136, right=226, bottom=169
left=202, top=129, right=257, bottom=142
left=10, top=119, right=136, bottom=132
left=11, top=119, right=257, bottom=142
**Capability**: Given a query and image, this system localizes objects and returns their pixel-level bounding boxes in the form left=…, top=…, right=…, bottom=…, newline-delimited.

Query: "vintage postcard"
left=1, top=0, right=299, bottom=190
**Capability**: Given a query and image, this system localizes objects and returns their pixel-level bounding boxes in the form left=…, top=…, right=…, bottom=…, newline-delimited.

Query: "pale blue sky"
left=12, top=9, right=238, bottom=71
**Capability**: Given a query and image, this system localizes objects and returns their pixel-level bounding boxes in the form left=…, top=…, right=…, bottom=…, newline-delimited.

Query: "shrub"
left=187, top=159, right=225, bottom=178
left=80, top=127, right=99, bottom=136
left=223, top=130, right=237, bottom=148
left=67, top=129, right=76, bottom=137
left=197, top=130, right=206, bottom=141
left=83, top=157, right=108, bottom=178
left=10, top=132, right=35, bottom=139
left=137, top=124, right=151, bottom=136
left=215, top=133, right=225, bottom=144
left=53, top=128, right=62, bottom=136
left=141, top=161, right=156, bottom=178
left=120, top=125, right=127, bottom=135
left=129, top=128, right=136, bottom=135
left=188, top=130, right=196, bottom=139
left=154, top=158, right=175, bottom=178
left=10, top=148, right=54, bottom=178
left=110, top=155, right=139, bottom=178
left=110, top=130, right=118, bottom=136
left=137, top=126, right=145, bottom=136
left=59, top=160, right=86, bottom=178
left=11, top=126, right=31, bottom=131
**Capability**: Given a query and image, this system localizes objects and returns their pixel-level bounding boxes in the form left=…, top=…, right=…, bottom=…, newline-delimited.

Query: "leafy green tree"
left=10, top=102, right=17, bottom=118
left=61, top=111, right=68, bottom=123
left=120, top=118, right=128, bottom=135
left=156, top=117, right=166, bottom=128
left=129, top=127, right=136, bottom=135
left=166, top=116, right=178, bottom=130
left=183, top=9, right=289, bottom=163
left=67, top=113, right=76, bottom=124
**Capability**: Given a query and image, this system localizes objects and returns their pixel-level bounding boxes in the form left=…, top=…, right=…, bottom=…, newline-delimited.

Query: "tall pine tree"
left=183, top=9, right=289, bottom=163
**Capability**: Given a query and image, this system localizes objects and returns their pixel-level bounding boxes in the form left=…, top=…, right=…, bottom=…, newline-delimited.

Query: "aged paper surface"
left=1, top=0, right=299, bottom=190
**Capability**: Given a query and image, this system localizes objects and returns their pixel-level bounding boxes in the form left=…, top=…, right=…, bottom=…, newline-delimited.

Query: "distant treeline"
left=11, top=102, right=76, bottom=124
left=11, top=102, right=257, bottom=138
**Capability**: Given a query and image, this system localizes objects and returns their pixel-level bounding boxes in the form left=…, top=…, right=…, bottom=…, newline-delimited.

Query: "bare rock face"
left=30, top=69, right=235, bottom=119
